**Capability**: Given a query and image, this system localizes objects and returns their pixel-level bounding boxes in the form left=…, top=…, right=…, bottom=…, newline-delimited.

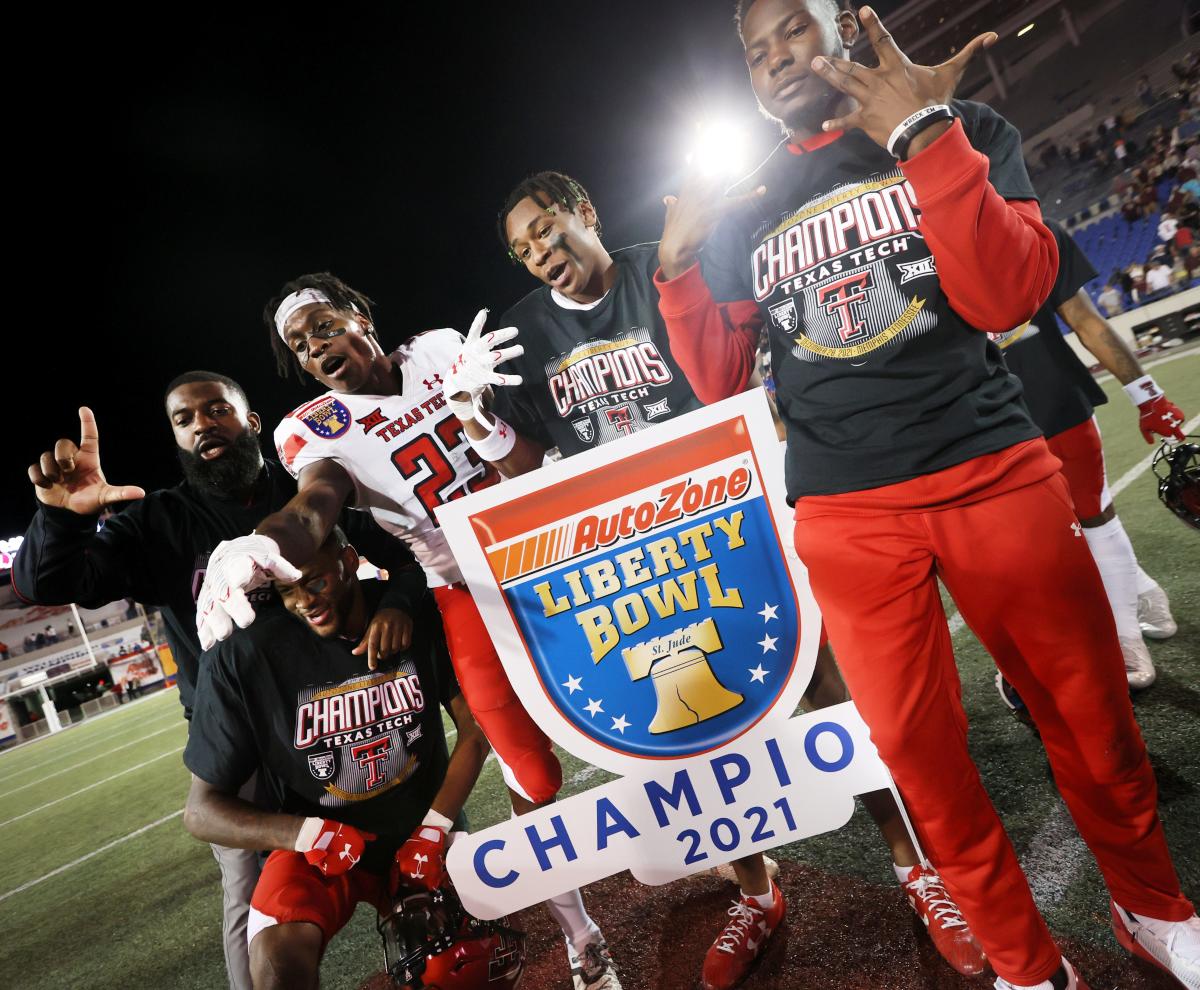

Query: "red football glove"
left=391, top=823, right=449, bottom=892
left=1138, top=395, right=1187, bottom=443
left=295, top=817, right=375, bottom=877
left=1126, top=375, right=1187, bottom=444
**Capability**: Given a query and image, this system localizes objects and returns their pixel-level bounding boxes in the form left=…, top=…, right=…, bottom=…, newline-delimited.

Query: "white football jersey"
left=274, top=329, right=498, bottom=587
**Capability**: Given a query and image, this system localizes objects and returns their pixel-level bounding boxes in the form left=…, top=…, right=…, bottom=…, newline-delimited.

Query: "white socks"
left=1135, top=564, right=1159, bottom=598
left=1083, top=517, right=1141, bottom=641
left=546, top=888, right=599, bottom=951
left=894, top=862, right=915, bottom=885
left=741, top=886, right=776, bottom=909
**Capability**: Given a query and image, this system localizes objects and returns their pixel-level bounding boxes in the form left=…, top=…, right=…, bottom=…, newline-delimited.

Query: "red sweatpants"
left=793, top=439, right=1191, bottom=986
left=432, top=584, right=561, bottom=803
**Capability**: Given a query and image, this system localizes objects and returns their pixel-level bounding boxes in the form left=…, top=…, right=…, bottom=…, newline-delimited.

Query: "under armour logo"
left=409, top=852, right=429, bottom=878
left=339, top=843, right=360, bottom=866
left=423, top=373, right=444, bottom=390
left=1070, top=522, right=1083, bottom=538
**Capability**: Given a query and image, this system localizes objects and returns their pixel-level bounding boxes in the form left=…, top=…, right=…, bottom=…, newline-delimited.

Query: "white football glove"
left=442, top=308, right=524, bottom=429
left=196, top=534, right=302, bottom=649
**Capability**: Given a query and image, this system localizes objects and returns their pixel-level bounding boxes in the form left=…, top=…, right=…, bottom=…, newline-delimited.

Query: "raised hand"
left=442, top=308, right=524, bottom=429
left=813, top=5, right=996, bottom=156
left=27, top=407, right=146, bottom=515
left=659, top=172, right=766, bottom=280
left=352, top=607, right=414, bottom=670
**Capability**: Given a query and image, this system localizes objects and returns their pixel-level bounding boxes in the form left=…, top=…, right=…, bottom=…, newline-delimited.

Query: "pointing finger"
left=943, top=32, right=997, bottom=84
left=100, top=484, right=147, bottom=505
left=78, top=407, right=99, bottom=451
left=858, top=6, right=906, bottom=68
left=485, top=325, right=521, bottom=347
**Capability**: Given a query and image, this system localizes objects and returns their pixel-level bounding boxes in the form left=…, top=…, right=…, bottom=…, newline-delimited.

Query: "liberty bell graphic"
left=622, top=618, right=743, bottom=733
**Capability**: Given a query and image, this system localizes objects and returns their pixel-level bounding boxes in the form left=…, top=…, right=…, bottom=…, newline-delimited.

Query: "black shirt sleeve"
left=1047, top=220, right=1100, bottom=309
left=12, top=501, right=168, bottom=608
left=183, top=642, right=258, bottom=791
left=338, top=508, right=428, bottom=615
left=955, top=100, right=1039, bottom=202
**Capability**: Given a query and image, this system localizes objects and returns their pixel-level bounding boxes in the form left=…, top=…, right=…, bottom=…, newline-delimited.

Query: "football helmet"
left=1152, top=435, right=1200, bottom=530
left=378, top=886, right=525, bottom=989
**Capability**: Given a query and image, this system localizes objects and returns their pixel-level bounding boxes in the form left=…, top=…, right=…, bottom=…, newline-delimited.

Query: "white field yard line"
left=0, top=706, right=182, bottom=786
left=1019, top=800, right=1087, bottom=912
left=945, top=411, right=1200, bottom=638
left=0, top=746, right=184, bottom=829
left=0, top=809, right=184, bottom=904
left=0, top=690, right=178, bottom=775
left=0, top=722, right=186, bottom=800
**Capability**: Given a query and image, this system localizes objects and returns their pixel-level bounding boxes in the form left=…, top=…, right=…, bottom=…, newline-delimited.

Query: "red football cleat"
left=901, top=863, right=988, bottom=977
left=701, top=880, right=786, bottom=990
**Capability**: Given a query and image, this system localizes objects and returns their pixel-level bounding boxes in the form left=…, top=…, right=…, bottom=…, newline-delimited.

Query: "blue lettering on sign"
left=644, top=770, right=702, bottom=827
left=526, top=814, right=578, bottom=871
left=474, top=839, right=518, bottom=889
left=804, top=721, right=854, bottom=772
left=596, top=797, right=640, bottom=849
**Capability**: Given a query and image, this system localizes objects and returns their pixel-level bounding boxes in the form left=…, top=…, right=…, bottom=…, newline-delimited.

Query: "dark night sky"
left=5, top=2, right=902, bottom=538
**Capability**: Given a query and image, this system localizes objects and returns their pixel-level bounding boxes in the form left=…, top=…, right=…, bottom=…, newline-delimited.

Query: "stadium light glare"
left=686, top=120, right=748, bottom=178
left=1017, top=22, right=1035, bottom=37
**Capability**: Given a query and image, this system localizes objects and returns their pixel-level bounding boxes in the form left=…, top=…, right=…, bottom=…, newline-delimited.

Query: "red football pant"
left=432, top=584, right=561, bottom=803
left=1046, top=417, right=1110, bottom=519
left=793, top=441, right=1191, bottom=986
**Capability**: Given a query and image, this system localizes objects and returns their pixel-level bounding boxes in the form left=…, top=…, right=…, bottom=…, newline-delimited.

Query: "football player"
left=18, top=372, right=425, bottom=990
left=442, top=168, right=986, bottom=988
left=650, top=2, right=1199, bottom=989
left=183, top=526, right=490, bottom=990
left=990, top=218, right=1186, bottom=697
left=196, top=276, right=621, bottom=990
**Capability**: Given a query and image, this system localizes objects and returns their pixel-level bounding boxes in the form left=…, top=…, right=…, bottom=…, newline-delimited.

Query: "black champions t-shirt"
left=702, top=100, right=1040, bottom=500
left=988, top=218, right=1105, bottom=438
left=494, top=243, right=705, bottom=456
left=184, top=584, right=459, bottom=873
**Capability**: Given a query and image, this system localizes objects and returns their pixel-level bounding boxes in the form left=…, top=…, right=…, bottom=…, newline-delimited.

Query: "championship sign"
left=436, top=392, right=895, bottom=919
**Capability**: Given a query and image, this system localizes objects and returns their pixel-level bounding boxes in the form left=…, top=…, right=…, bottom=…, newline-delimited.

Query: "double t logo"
left=817, top=271, right=874, bottom=344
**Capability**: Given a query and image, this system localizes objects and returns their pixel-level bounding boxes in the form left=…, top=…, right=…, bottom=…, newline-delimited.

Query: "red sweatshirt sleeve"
left=899, top=119, right=1059, bottom=331
left=654, top=262, right=762, bottom=403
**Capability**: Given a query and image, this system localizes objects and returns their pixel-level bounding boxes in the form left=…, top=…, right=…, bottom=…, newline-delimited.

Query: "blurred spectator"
left=1136, top=74, right=1155, bottom=109
left=1184, top=245, right=1200, bottom=281
left=1097, top=283, right=1125, bottom=316
left=1114, top=138, right=1128, bottom=164
left=0, top=640, right=9, bottom=661
left=1146, top=259, right=1173, bottom=293
left=43, top=625, right=58, bottom=645
left=23, top=632, right=37, bottom=652
left=113, top=679, right=124, bottom=704
left=1158, top=212, right=1179, bottom=242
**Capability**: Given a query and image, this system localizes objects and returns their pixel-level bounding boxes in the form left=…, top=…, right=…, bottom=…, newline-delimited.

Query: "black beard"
left=177, top=429, right=264, bottom=497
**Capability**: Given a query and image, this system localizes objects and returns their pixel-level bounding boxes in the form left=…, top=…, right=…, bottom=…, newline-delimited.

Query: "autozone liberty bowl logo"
left=482, top=443, right=799, bottom=760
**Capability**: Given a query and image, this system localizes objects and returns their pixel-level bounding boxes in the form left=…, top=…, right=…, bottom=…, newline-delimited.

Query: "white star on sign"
left=584, top=698, right=604, bottom=718
left=563, top=674, right=583, bottom=694
left=611, top=714, right=630, bottom=734
left=749, top=664, right=769, bottom=684
left=758, top=602, right=779, bottom=622
left=758, top=634, right=778, bottom=653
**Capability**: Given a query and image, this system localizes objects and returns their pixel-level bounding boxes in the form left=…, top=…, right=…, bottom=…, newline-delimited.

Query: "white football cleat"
left=1120, top=636, right=1157, bottom=690
left=994, top=956, right=1090, bottom=989
left=1111, top=901, right=1200, bottom=989
left=1138, top=584, right=1178, bottom=640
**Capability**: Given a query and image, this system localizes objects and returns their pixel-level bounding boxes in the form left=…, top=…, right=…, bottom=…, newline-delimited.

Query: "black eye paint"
left=550, top=231, right=582, bottom=264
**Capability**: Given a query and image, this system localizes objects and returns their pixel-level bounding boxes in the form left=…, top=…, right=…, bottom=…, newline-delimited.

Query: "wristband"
left=469, top=415, right=517, bottom=462
left=887, top=104, right=954, bottom=160
left=421, top=809, right=454, bottom=834
left=1123, top=374, right=1164, bottom=406
left=294, top=816, right=323, bottom=852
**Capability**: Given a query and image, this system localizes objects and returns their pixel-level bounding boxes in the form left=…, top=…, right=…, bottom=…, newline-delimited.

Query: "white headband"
left=274, top=288, right=333, bottom=340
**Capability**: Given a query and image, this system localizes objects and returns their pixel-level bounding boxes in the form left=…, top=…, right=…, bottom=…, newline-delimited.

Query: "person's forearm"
left=11, top=505, right=141, bottom=607
left=427, top=717, right=490, bottom=822
left=654, top=263, right=761, bottom=403
left=899, top=120, right=1059, bottom=330
left=255, top=490, right=343, bottom=567
left=1073, top=313, right=1144, bottom=384
left=183, top=782, right=304, bottom=851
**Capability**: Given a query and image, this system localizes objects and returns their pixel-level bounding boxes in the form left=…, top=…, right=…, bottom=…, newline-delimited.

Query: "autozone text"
left=469, top=721, right=856, bottom=889
left=295, top=674, right=425, bottom=748
left=549, top=341, right=672, bottom=416
left=570, top=466, right=752, bottom=556
left=754, top=178, right=920, bottom=301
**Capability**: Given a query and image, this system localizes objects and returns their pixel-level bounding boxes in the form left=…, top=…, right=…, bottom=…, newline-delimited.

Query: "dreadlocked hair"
left=263, top=272, right=376, bottom=381
left=734, top=0, right=842, bottom=37
left=496, top=171, right=600, bottom=263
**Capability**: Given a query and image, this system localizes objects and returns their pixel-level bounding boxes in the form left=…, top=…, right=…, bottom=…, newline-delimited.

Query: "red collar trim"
left=787, top=129, right=844, bottom=155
